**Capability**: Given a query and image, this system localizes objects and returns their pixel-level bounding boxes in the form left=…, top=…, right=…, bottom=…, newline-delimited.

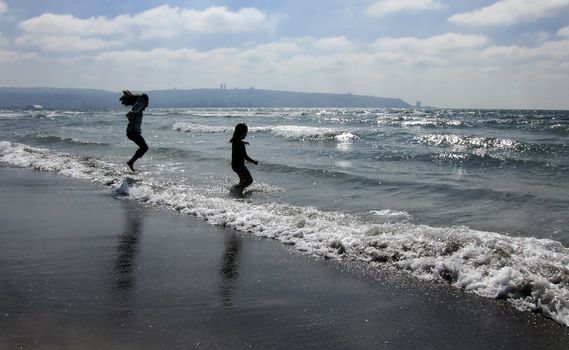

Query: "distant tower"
left=223, top=84, right=227, bottom=90
left=416, top=101, right=421, bottom=108
left=220, top=84, right=223, bottom=90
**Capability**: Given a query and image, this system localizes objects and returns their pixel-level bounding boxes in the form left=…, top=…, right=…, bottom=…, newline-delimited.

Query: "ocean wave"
left=335, top=132, right=357, bottom=142
left=549, top=124, right=569, bottom=136
left=0, top=110, right=59, bottom=120
left=402, top=119, right=467, bottom=128
left=415, top=134, right=568, bottom=160
left=0, top=141, right=119, bottom=181
left=1, top=140, right=569, bottom=327
left=166, top=108, right=286, bottom=119
left=0, top=111, right=27, bottom=120
left=261, top=125, right=358, bottom=141
left=172, top=123, right=232, bottom=133
left=415, top=134, right=520, bottom=151
left=377, top=117, right=469, bottom=129
left=30, top=134, right=108, bottom=146
left=375, top=110, right=569, bottom=133
left=173, top=123, right=358, bottom=141
left=432, top=151, right=530, bottom=167
left=370, top=209, right=413, bottom=221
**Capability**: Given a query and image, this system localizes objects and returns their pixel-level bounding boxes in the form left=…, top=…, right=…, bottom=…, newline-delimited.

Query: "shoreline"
left=1, top=165, right=568, bottom=349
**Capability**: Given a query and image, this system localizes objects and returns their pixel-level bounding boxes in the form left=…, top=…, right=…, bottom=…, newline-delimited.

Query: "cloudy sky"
left=1, top=0, right=568, bottom=109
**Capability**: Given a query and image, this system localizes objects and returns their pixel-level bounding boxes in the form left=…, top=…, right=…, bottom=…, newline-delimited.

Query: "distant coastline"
left=0, top=87, right=411, bottom=109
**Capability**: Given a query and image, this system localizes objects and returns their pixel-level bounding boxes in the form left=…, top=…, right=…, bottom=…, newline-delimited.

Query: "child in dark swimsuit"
left=230, top=123, right=258, bottom=191
left=119, top=90, right=149, bottom=172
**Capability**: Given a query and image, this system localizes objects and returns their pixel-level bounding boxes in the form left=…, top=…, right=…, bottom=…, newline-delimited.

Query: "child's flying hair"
left=120, top=90, right=149, bottom=106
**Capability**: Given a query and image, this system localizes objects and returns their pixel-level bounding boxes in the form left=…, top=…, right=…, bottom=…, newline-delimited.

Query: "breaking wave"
left=29, top=134, right=108, bottom=146
left=415, top=134, right=520, bottom=151
left=173, top=123, right=232, bottom=133
left=1, top=140, right=568, bottom=327
left=173, top=123, right=358, bottom=141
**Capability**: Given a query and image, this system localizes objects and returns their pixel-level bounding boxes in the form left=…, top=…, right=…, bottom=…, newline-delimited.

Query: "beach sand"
left=1, top=165, right=568, bottom=349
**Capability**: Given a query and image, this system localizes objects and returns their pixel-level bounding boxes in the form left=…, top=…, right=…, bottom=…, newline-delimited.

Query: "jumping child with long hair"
left=230, top=123, right=258, bottom=191
left=120, top=90, right=149, bottom=172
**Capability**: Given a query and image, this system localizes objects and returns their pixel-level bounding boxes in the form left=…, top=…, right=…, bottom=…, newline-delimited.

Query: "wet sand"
left=0, top=165, right=568, bottom=349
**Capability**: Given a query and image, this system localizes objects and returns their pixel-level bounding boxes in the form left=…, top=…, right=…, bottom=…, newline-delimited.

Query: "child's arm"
left=243, top=146, right=258, bottom=165
left=245, top=155, right=258, bottom=165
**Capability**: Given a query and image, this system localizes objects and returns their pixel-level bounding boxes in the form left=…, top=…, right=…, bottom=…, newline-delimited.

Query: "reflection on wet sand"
left=219, top=232, right=242, bottom=308
left=112, top=201, right=144, bottom=314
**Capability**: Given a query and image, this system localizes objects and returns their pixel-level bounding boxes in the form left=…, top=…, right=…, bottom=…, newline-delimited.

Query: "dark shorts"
left=127, top=132, right=148, bottom=158
left=231, top=164, right=249, bottom=175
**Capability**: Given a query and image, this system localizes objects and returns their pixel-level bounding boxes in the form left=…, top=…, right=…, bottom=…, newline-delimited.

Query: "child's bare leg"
left=127, top=156, right=136, bottom=171
left=240, top=170, right=253, bottom=189
left=237, top=174, right=247, bottom=188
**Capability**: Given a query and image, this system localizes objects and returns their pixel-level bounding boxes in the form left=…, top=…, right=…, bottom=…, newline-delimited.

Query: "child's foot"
left=229, top=184, right=244, bottom=196
left=127, top=160, right=135, bottom=172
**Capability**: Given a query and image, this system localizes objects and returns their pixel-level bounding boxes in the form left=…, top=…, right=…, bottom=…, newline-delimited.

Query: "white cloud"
left=314, top=36, right=353, bottom=51
left=522, top=31, right=552, bottom=44
left=132, top=5, right=269, bottom=33
left=3, top=32, right=569, bottom=109
left=16, top=5, right=274, bottom=52
left=15, top=34, right=119, bottom=52
left=480, top=40, right=569, bottom=64
left=95, top=48, right=202, bottom=63
left=539, top=39, right=569, bottom=58
left=19, top=6, right=270, bottom=37
left=480, top=66, right=503, bottom=73
left=86, top=34, right=497, bottom=89
left=366, top=0, right=444, bottom=16
left=559, top=26, right=569, bottom=37
left=19, top=13, right=127, bottom=36
left=0, top=33, right=7, bottom=49
left=480, top=45, right=536, bottom=60
left=371, top=33, right=489, bottom=54
left=0, top=49, right=37, bottom=62
left=93, top=42, right=302, bottom=67
left=449, top=0, right=569, bottom=27
left=0, top=1, right=7, bottom=15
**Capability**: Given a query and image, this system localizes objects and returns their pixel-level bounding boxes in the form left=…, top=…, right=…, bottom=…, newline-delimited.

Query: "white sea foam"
left=268, top=125, right=352, bottom=140
left=370, top=209, right=412, bottom=221
left=0, top=111, right=26, bottom=120
left=173, top=123, right=357, bottom=141
left=335, top=132, right=357, bottom=142
left=172, top=123, right=232, bottom=133
left=0, top=110, right=50, bottom=120
left=334, top=160, right=352, bottom=168
left=377, top=117, right=467, bottom=128
left=416, top=134, right=520, bottom=151
left=1, top=140, right=569, bottom=327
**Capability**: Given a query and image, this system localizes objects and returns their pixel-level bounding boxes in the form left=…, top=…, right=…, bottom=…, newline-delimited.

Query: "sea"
left=1, top=107, right=568, bottom=327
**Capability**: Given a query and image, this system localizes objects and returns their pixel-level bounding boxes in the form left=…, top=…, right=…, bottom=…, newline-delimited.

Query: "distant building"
left=416, top=101, right=421, bottom=108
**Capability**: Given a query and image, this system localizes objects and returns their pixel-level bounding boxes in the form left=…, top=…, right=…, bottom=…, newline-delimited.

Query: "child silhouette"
left=120, top=90, right=149, bottom=172
left=230, top=123, right=258, bottom=192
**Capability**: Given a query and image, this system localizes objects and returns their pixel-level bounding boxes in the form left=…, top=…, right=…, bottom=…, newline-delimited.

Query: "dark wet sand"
left=1, top=166, right=568, bottom=349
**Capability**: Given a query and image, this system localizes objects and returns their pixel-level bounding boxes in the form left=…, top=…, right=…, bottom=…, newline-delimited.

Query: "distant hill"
left=0, top=87, right=117, bottom=109
left=0, top=87, right=411, bottom=109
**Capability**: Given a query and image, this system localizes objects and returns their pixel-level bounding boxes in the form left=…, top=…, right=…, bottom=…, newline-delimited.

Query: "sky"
left=0, top=0, right=568, bottom=109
